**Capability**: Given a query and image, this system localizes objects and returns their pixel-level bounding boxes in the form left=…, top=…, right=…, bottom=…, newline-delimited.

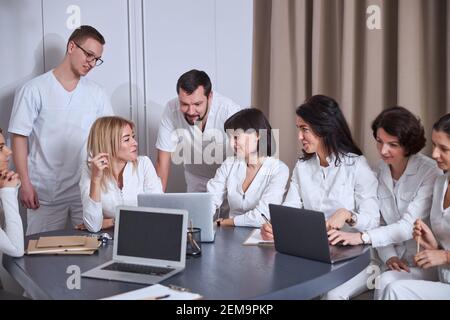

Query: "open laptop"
left=138, top=193, right=216, bottom=242
left=82, top=206, right=188, bottom=285
left=269, top=204, right=368, bottom=263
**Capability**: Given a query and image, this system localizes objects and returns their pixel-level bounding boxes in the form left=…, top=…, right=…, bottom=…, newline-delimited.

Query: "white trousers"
left=383, top=279, right=450, bottom=300
left=26, top=201, right=83, bottom=235
left=322, top=264, right=380, bottom=300
left=374, top=267, right=438, bottom=299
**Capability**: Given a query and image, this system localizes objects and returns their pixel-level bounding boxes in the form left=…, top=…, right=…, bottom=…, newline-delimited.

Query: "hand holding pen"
left=260, top=214, right=274, bottom=241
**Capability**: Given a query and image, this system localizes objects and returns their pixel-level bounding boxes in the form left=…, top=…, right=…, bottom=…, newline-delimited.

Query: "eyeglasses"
left=74, top=42, right=104, bottom=66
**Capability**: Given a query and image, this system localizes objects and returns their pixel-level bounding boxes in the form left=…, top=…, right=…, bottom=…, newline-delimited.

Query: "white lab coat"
left=369, top=154, right=441, bottom=264
left=283, top=153, right=380, bottom=232
left=155, top=92, right=242, bottom=192
left=0, top=187, right=24, bottom=257
left=79, top=156, right=163, bottom=232
left=206, top=156, right=289, bottom=227
left=8, top=70, right=114, bottom=204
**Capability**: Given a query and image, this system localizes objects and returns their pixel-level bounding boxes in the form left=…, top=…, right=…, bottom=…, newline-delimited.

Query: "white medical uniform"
left=370, top=154, right=441, bottom=299
left=383, top=173, right=450, bottom=300
left=284, top=153, right=380, bottom=230
left=206, top=156, right=289, bottom=227
left=79, top=156, right=163, bottom=232
left=284, top=153, right=380, bottom=300
left=0, top=186, right=24, bottom=257
left=326, top=154, right=440, bottom=300
left=156, top=92, right=242, bottom=192
left=8, top=70, right=113, bottom=235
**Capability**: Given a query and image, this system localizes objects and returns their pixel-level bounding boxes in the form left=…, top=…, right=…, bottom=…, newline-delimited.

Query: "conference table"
left=2, top=227, right=370, bottom=300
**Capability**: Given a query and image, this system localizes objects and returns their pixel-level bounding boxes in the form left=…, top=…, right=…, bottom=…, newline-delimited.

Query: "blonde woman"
left=0, top=128, right=24, bottom=257
left=78, top=117, right=163, bottom=232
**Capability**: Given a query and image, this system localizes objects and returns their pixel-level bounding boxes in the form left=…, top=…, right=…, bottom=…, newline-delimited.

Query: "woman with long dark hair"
left=261, top=95, right=380, bottom=299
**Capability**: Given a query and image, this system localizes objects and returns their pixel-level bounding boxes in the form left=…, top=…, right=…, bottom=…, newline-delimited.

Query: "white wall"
left=143, top=0, right=253, bottom=191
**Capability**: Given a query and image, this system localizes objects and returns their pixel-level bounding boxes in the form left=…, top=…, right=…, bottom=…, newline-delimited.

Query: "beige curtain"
left=252, top=0, right=449, bottom=169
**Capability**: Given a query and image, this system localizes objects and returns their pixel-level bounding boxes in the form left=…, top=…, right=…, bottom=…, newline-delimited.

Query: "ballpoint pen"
left=261, top=213, right=271, bottom=225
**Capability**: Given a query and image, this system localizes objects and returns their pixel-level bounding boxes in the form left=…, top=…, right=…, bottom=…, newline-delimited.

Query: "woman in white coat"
left=78, top=117, right=163, bottom=233
left=383, top=114, right=450, bottom=299
left=261, top=95, right=380, bottom=280
left=326, top=107, right=440, bottom=299
left=0, top=128, right=24, bottom=258
left=207, top=108, right=289, bottom=227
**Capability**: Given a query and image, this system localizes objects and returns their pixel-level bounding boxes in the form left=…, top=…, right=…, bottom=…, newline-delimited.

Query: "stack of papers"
left=26, top=236, right=101, bottom=255
left=102, top=284, right=203, bottom=300
left=243, top=229, right=274, bottom=246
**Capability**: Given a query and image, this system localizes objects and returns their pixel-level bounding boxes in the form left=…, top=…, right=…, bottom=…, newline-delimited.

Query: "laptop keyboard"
left=103, top=263, right=174, bottom=276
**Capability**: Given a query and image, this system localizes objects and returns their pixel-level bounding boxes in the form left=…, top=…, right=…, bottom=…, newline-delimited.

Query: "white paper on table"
left=101, top=284, right=202, bottom=300
left=242, top=229, right=274, bottom=246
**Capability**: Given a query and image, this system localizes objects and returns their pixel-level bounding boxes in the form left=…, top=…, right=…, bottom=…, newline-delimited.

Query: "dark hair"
left=371, top=106, right=425, bottom=156
left=433, top=113, right=450, bottom=135
left=67, top=25, right=105, bottom=50
left=224, top=108, right=275, bottom=157
left=0, top=128, right=2, bottom=134
left=296, top=95, right=362, bottom=165
left=176, top=70, right=212, bottom=97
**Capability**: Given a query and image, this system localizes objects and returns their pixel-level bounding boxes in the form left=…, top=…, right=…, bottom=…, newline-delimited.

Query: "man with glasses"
left=8, top=25, right=113, bottom=235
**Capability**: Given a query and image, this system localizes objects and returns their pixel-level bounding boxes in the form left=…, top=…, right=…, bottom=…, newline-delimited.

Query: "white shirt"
left=0, top=187, right=24, bottom=257
left=79, top=156, right=163, bottom=232
left=368, top=154, right=440, bottom=264
left=156, top=92, right=242, bottom=192
left=207, top=156, right=289, bottom=227
left=8, top=70, right=114, bottom=204
left=430, top=173, right=450, bottom=284
left=283, top=153, right=380, bottom=232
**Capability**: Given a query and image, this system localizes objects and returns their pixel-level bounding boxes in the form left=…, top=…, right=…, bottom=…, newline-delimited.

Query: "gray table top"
left=3, top=227, right=370, bottom=300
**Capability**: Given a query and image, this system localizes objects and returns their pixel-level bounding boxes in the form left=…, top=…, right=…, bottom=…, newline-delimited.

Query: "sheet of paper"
left=243, top=229, right=274, bottom=246
left=102, top=284, right=202, bottom=300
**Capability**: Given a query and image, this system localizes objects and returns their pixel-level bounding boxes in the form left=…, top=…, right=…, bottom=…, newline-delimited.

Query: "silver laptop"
left=82, top=206, right=188, bottom=285
left=138, top=193, right=216, bottom=242
left=269, top=204, right=369, bottom=264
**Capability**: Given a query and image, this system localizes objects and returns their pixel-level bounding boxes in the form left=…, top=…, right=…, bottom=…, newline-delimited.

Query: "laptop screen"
left=117, top=209, right=184, bottom=262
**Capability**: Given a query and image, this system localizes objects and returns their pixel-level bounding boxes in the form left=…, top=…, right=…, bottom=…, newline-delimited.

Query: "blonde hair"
left=87, top=116, right=137, bottom=190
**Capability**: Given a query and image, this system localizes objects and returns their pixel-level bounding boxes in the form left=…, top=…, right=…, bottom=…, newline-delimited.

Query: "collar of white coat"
left=380, top=153, right=421, bottom=177
left=107, top=160, right=135, bottom=190
left=313, top=152, right=358, bottom=168
left=379, top=154, right=423, bottom=190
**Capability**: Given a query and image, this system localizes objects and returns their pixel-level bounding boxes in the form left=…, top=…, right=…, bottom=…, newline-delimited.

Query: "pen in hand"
left=261, top=213, right=271, bottom=226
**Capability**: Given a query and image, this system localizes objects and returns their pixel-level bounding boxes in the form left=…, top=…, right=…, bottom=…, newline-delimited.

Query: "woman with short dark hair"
left=323, top=106, right=440, bottom=299
left=207, top=108, right=289, bottom=227
left=367, top=107, right=440, bottom=298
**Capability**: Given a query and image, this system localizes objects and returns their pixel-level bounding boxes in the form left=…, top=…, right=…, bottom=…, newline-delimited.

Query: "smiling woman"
left=260, top=95, right=380, bottom=300
left=78, top=117, right=164, bottom=233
